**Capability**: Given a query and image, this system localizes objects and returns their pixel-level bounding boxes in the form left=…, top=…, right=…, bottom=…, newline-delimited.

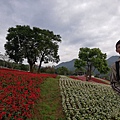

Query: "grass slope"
left=30, top=76, right=66, bottom=120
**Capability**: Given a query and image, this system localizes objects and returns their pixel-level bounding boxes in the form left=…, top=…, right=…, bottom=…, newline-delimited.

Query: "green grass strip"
left=30, top=76, right=66, bottom=120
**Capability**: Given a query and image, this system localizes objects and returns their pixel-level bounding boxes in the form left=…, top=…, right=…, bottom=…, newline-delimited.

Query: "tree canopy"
left=4, top=25, right=62, bottom=72
left=74, top=47, right=110, bottom=80
left=56, top=66, right=69, bottom=75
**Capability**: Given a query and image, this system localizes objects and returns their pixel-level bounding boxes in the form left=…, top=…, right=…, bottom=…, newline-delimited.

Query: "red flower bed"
left=69, top=76, right=87, bottom=81
left=69, top=75, right=109, bottom=85
left=0, top=68, right=57, bottom=120
left=90, top=77, right=109, bottom=85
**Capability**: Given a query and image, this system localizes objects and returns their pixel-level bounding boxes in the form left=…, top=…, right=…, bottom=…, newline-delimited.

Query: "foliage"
left=74, top=47, right=110, bottom=80
left=33, top=28, right=62, bottom=73
left=0, top=59, right=29, bottom=71
left=59, top=76, right=120, bottom=120
left=4, top=25, right=61, bottom=72
left=56, top=66, right=69, bottom=75
left=40, top=66, right=56, bottom=74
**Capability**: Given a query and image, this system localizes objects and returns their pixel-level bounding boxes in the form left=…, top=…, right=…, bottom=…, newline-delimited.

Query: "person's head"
left=116, top=40, right=120, bottom=54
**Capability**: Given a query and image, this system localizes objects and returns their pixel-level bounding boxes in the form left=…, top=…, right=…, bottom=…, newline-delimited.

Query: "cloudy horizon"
left=0, top=0, right=120, bottom=66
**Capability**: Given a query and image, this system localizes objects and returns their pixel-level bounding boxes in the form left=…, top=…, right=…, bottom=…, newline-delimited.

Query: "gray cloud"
left=0, top=0, right=120, bottom=66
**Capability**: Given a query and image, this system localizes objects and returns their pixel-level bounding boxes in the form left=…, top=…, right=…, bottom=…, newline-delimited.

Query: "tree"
left=33, top=27, right=61, bottom=73
left=74, top=47, right=110, bottom=81
left=4, top=25, right=61, bottom=72
left=40, top=66, right=55, bottom=74
left=56, top=66, right=69, bottom=75
left=4, top=25, right=38, bottom=72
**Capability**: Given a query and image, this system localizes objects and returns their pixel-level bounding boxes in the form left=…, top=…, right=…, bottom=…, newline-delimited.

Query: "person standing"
left=110, top=40, right=120, bottom=94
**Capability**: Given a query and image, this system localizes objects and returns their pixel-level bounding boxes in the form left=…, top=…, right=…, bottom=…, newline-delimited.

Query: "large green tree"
left=4, top=25, right=38, bottom=72
left=33, top=27, right=61, bottom=73
left=4, top=25, right=61, bottom=72
left=74, top=47, right=110, bottom=81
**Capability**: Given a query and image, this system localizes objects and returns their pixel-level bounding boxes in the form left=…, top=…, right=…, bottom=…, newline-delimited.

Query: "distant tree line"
left=0, top=54, right=110, bottom=80
left=0, top=58, right=73, bottom=74
left=0, top=59, right=29, bottom=71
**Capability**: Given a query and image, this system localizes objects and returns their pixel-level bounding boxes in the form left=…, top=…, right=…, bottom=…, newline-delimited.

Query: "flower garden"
left=1, top=68, right=120, bottom=120
left=69, top=75, right=110, bottom=85
left=59, top=76, right=120, bottom=120
left=0, top=68, right=57, bottom=120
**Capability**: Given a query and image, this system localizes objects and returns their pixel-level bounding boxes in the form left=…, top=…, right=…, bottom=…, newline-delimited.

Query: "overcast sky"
left=0, top=0, right=120, bottom=66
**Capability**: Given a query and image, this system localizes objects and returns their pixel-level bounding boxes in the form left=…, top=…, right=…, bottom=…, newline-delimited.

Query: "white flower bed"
left=59, top=76, right=120, bottom=120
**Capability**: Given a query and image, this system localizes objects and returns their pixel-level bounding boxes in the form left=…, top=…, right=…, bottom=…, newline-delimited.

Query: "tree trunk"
left=86, top=70, right=89, bottom=81
left=86, top=76, right=89, bottom=81
left=37, top=60, right=43, bottom=73
left=29, top=64, right=33, bottom=73
left=27, top=58, right=36, bottom=73
left=88, top=65, right=92, bottom=80
left=86, top=64, right=92, bottom=81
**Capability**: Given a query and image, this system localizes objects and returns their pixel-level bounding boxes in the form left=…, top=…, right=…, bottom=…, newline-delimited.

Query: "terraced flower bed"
left=59, top=76, right=120, bottom=120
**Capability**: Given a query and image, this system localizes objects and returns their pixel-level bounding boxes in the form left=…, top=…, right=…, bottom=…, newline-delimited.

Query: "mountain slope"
left=107, top=56, right=119, bottom=66
left=55, top=56, right=120, bottom=71
left=55, top=59, right=76, bottom=71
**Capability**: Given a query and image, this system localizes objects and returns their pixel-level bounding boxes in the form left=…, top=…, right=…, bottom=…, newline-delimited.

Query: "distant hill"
left=107, top=56, right=119, bottom=66
left=55, top=59, right=76, bottom=71
left=55, top=56, right=120, bottom=71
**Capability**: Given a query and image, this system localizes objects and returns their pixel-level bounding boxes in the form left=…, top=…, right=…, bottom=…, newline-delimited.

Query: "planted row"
left=59, top=76, right=120, bottom=120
